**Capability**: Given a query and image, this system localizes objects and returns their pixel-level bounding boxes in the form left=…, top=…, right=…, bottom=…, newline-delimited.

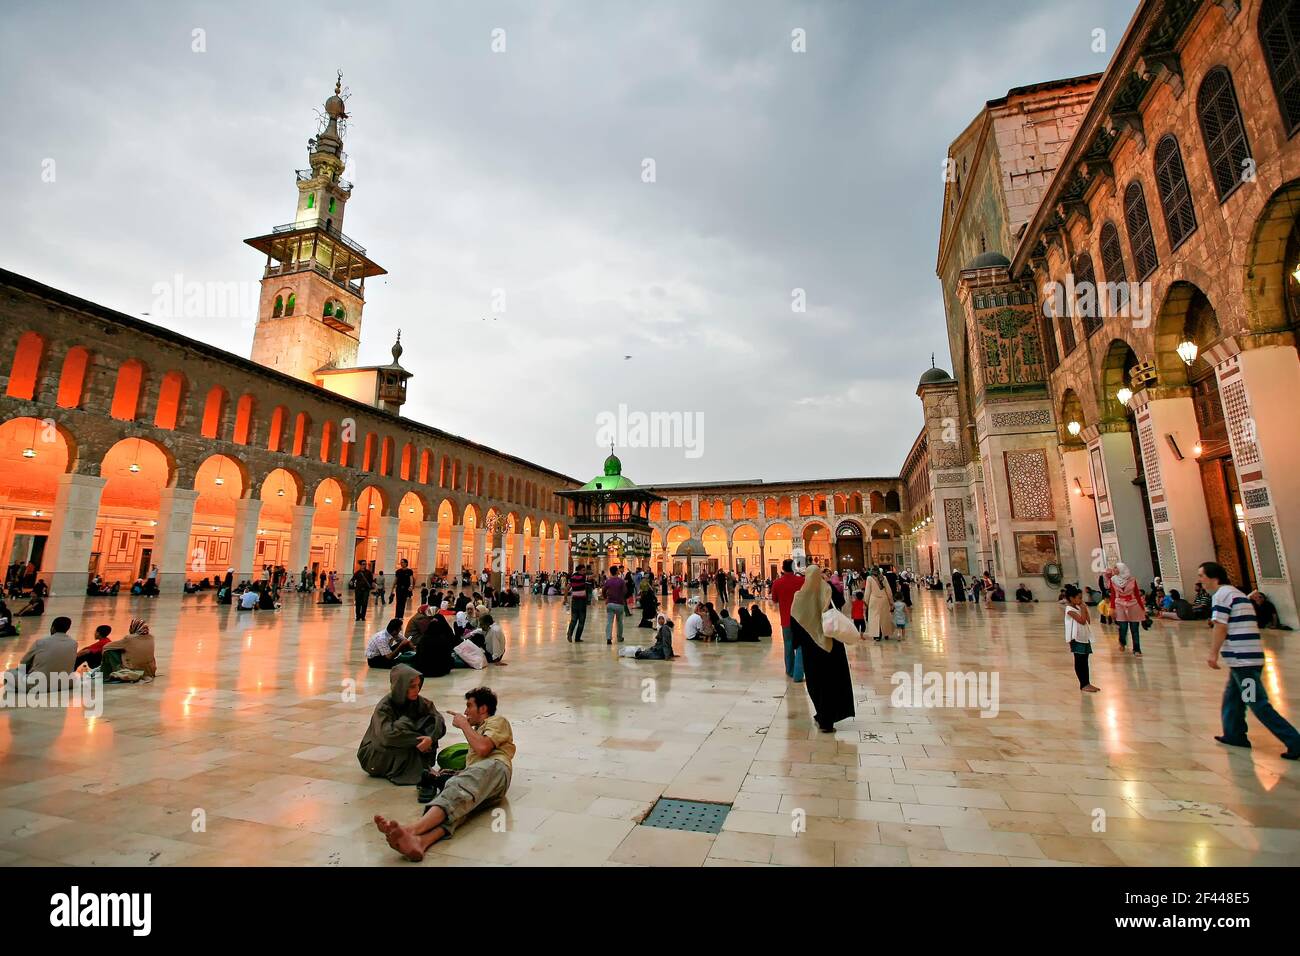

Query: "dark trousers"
left=396, top=589, right=411, bottom=620
left=1117, top=620, right=1142, bottom=652
left=1221, top=666, right=1300, bottom=750
left=567, top=599, right=588, bottom=639
left=1073, top=652, right=1090, bottom=688
left=355, top=590, right=371, bottom=620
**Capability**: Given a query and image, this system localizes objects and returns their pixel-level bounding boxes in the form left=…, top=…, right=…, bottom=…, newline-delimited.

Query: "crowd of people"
left=4, top=614, right=158, bottom=686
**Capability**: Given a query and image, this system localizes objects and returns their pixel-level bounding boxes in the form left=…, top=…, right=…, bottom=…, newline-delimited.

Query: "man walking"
left=604, top=565, right=628, bottom=644
left=1201, top=561, right=1300, bottom=759
left=353, top=561, right=375, bottom=622
left=566, top=564, right=589, bottom=642
left=394, top=558, right=415, bottom=620
left=770, top=559, right=805, bottom=682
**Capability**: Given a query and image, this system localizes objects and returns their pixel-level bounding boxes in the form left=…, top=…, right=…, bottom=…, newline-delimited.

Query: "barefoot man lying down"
left=375, top=686, right=514, bottom=861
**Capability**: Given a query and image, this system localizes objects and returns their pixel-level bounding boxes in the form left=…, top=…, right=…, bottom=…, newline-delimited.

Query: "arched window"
left=268, top=406, right=287, bottom=452
left=1260, top=0, right=1300, bottom=136
left=293, top=412, right=311, bottom=457
left=323, top=302, right=333, bottom=317
left=329, top=197, right=336, bottom=214
left=232, top=393, right=254, bottom=444
left=1040, top=310, right=1061, bottom=372
left=1198, top=67, right=1252, bottom=201
left=1098, top=222, right=1128, bottom=317
left=320, top=419, right=336, bottom=464
left=285, top=293, right=296, bottom=316
left=7, top=332, right=45, bottom=400
left=154, top=371, right=185, bottom=429
left=1073, top=252, right=1101, bottom=338
left=307, top=193, right=315, bottom=210
left=1153, top=135, right=1197, bottom=250
left=1124, top=181, right=1159, bottom=280
left=201, top=385, right=227, bottom=439
left=57, top=346, right=91, bottom=409
left=273, top=295, right=284, bottom=318
left=110, top=359, right=145, bottom=421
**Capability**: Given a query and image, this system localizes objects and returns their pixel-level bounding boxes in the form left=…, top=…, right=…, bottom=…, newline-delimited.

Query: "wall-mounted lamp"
left=1165, top=434, right=1185, bottom=461
left=1072, top=478, right=1095, bottom=500
left=1193, top=441, right=1203, bottom=458
left=1066, top=420, right=1082, bottom=437
left=1115, top=387, right=1133, bottom=406
left=1176, top=340, right=1199, bottom=365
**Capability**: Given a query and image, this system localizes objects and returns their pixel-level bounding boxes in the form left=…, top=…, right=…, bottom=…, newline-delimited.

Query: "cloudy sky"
left=1, top=0, right=1136, bottom=484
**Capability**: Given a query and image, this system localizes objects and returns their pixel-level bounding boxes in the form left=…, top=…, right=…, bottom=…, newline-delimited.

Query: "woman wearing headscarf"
left=356, top=664, right=446, bottom=785
left=622, top=613, right=676, bottom=660
left=828, top=571, right=846, bottom=611
left=638, top=579, right=659, bottom=628
left=864, top=569, right=895, bottom=641
left=950, top=568, right=967, bottom=603
left=1104, top=562, right=1146, bottom=656
left=412, top=612, right=459, bottom=679
left=790, top=566, right=855, bottom=732
left=737, top=606, right=754, bottom=640
left=749, top=604, right=772, bottom=639
left=404, top=604, right=435, bottom=645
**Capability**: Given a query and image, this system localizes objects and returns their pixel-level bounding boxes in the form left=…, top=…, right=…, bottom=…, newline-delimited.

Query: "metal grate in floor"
left=640, top=798, right=731, bottom=833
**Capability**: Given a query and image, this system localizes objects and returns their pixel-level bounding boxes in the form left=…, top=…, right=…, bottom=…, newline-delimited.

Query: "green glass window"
left=306, top=193, right=315, bottom=209
left=323, top=302, right=333, bottom=317
left=273, top=295, right=283, bottom=317
left=328, top=197, right=336, bottom=214
left=286, top=293, right=296, bottom=316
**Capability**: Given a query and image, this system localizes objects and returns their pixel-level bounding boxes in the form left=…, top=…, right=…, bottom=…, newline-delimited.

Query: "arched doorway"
left=1101, top=340, right=1160, bottom=579
left=0, top=416, right=73, bottom=583
left=834, top=520, right=865, bottom=573
left=732, top=524, right=760, bottom=575
left=802, top=521, right=831, bottom=569
left=763, top=522, right=792, bottom=578
left=869, top=519, right=902, bottom=568
left=700, top=523, right=728, bottom=572
left=310, top=477, right=348, bottom=577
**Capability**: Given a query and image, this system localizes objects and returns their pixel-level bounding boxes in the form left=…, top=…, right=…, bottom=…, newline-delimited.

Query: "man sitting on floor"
left=366, top=618, right=416, bottom=669
left=374, top=686, right=514, bottom=861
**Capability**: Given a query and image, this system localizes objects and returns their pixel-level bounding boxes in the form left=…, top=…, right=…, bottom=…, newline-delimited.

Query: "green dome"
left=603, top=452, right=622, bottom=477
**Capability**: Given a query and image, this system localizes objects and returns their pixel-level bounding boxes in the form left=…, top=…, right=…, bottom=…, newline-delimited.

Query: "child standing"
left=851, top=590, right=866, bottom=636
left=1063, top=584, right=1099, bottom=693
left=892, top=597, right=909, bottom=639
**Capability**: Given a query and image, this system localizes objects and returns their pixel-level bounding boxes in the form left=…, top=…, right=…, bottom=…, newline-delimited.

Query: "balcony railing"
left=272, top=218, right=367, bottom=256
left=263, top=259, right=364, bottom=299
left=296, top=168, right=354, bottom=192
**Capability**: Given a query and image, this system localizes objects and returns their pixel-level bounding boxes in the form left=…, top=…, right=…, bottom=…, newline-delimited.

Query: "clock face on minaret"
left=245, top=75, right=387, bottom=384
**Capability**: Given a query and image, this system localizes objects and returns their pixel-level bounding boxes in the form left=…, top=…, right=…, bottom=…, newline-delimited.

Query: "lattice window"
left=1073, top=251, right=1102, bottom=337
left=1004, top=450, right=1054, bottom=520
left=1154, top=135, right=1197, bottom=250
left=1155, top=530, right=1180, bottom=583
left=1099, top=222, right=1128, bottom=316
left=1243, top=487, right=1271, bottom=511
left=944, top=498, right=966, bottom=541
left=1198, top=67, right=1253, bottom=201
left=1138, top=418, right=1163, bottom=495
left=1220, top=376, right=1260, bottom=466
left=1124, top=181, right=1159, bottom=280
left=1260, top=0, right=1300, bottom=137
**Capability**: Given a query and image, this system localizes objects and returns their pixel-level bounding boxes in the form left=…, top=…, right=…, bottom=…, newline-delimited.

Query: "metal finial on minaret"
left=931, top=352, right=935, bottom=368
left=335, top=70, right=343, bottom=95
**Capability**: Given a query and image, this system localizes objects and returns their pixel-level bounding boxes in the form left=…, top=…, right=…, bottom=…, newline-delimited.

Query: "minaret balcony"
left=263, top=259, right=365, bottom=300
left=272, top=219, right=367, bottom=256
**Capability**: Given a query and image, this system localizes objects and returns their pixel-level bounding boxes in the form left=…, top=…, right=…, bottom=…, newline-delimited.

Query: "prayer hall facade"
left=902, top=0, right=1300, bottom=626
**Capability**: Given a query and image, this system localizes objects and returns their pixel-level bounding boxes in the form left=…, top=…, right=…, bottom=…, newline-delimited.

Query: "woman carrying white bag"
left=791, top=565, right=856, bottom=733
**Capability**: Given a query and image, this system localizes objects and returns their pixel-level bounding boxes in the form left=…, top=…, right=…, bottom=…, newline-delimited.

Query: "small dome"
left=963, top=250, right=1010, bottom=271
left=325, top=94, right=346, bottom=117
left=603, top=452, right=622, bottom=477
left=674, top=537, right=707, bottom=557
left=919, top=366, right=954, bottom=387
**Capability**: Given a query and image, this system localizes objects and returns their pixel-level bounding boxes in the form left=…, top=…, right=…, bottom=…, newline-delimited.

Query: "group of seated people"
left=1014, top=583, right=1035, bottom=603
left=6, top=580, right=48, bottom=618
left=237, top=581, right=281, bottom=611
left=6, top=615, right=158, bottom=686
left=85, top=575, right=122, bottom=596
left=366, top=590, right=508, bottom=677
left=683, top=602, right=772, bottom=643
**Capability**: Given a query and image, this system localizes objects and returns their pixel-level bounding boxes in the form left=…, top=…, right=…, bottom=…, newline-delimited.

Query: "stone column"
left=1085, top=426, right=1155, bottom=586
left=557, top=539, right=570, bottom=572
left=1132, top=392, right=1215, bottom=597
left=40, top=473, right=106, bottom=596
left=447, top=525, right=465, bottom=578
left=153, top=486, right=200, bottom=593
left=512, top=532, right=525, bottom=573
left=374, top=514, right=399, bottom=576
left=1061, top=446, right=1102, bottom=586
left=527, top=535, right=540, bottom=574
left=336, top=509, right=360, bottom=576
left=230, top=498, right=263, bottom=584
left=0, top=514, right=17, bottom=569
left=540, top=538, right=553, bottom=573
left=417, top=519, right=440, bottom=579
left=287, top=504, right=316, bottom=576
left=471, top=528, right=487, bottom=575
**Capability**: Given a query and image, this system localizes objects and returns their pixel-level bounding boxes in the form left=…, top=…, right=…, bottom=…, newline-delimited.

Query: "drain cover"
left=640, top=798, right=731, bottom=833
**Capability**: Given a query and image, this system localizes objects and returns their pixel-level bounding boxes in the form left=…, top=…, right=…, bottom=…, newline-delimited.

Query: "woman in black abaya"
left=790, top=565, right=855, bottom=733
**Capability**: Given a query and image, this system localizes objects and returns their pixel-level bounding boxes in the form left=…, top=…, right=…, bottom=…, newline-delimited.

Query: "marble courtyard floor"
left=0, top=589, right=1297, bottom=867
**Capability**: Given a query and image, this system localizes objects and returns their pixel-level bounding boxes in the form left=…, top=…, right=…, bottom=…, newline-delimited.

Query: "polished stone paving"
left=0, top=588, right=1297, bottom=867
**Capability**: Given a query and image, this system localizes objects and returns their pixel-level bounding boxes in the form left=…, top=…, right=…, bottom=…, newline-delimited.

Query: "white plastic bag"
left=453, top=639, right=487, bottom=669
left=821, top=606, right=858, bottom=643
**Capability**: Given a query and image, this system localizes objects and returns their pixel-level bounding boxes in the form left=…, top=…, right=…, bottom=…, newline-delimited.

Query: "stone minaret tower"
left=246, top=74, right=387, bottom=383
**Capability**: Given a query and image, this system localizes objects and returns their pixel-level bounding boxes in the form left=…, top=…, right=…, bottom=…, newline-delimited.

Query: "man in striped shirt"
left=1200, top=561, right=1300, bottom=759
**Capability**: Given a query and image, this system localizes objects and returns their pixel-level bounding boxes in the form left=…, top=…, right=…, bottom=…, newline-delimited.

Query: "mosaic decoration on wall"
left=1243, top=487, right=1270, bottom=511
left=1004, top=449, right=1053, bottom=520
left=1100, top=519, right=1116, bottom=535
left=1155, top=530, right=1179, bottom=583
left=1137, top=418, right=1162, bottom=495
left=1151, top=506, right=1169, bottom=525
left=1219, top=376, right=1260, bottom=467
left=990, top=409, right=1053, bottom=428
left=975, top=306, right=1048, bottom=389
left=944, top=498, right=966, bottom=541
left=1014, top=532, right=1059, bottom=575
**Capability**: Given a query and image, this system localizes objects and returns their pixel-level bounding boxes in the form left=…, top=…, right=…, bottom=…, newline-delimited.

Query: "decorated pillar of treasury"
left=230, top=497, right=264, bottom=584
left=417, top=519, right=440, bottom=579
left=286, top=504, right=316, bottom=578
left=336, top=509, right=361, bottom=575
left=526, top=534, right=540, bottom=574
left=471, top=527, right=487, bottom=574
left=41, top=473, right=106, bottom=596
left=1204, top=336, right=1300, bottom=626
left=153, top=486, right=200, bottom=593
left=447, top=525, right=465, bottom=576
left=1060, top=444, right=1103, bottom=586
left=1082, top=423, right=1155, bottom=586
left=374, top=514, right=399, bottom=576
left=1129, top=388, right=1215, bottom=598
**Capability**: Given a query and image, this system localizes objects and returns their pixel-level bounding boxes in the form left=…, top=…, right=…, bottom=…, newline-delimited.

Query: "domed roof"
left=603, top=452, right=622, bottom=477
left=674, top=537, right=707, bottom=557
left=919, top=365, right=955, bottom=387
left=963, top=250, right=1010, bottom=271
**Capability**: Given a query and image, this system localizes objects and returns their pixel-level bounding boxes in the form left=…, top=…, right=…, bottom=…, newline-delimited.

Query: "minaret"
left=245, top=73, right=387, bottom=383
